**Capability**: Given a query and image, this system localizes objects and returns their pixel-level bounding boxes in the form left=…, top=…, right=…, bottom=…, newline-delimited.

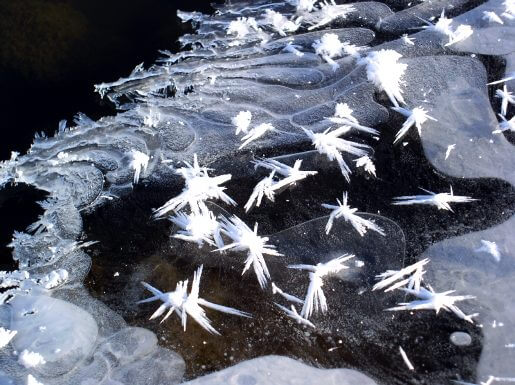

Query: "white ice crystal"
left=358, top=50, right=407, bottom=107
left=245, top=158, right=317, bottom=212
left=387, top=286, right=477, bottom=323
left=38, top=269, right=69, bottom=289
left=138, top=265, right=250, bottom=335
left=373, top=258, right=429, bottom=292
left=245, top=172, right=277, bottom=212
left=154, top=154, right=236, bottom=217
left=393, top=186, right=477, bottom=212
left=217, top=216, right=282, bottom=288
left=401, top=34, right=415, bottom=46
left=354, top=156, right=376, bottom=177
left=261, top=9, right=301, bottom=36
left=488, top=71, right=515, bottom=85
left=130, top=150, right=150, bottom=184
left=322, top=192, right=385, bottom=236
left=289, top=254, right=354, bottom=319
left=227, top=17, right=259, bottom=39
left=391, top=106, right=437, bottom=144
left=253, top=158, right=318, bottom=188
left=302, top=126, right=371, bottom=182
left=239, top=123, right=276, bottom=149
left=169, top=208, right=223, bottom=248
left=399, top=346, right=415, bottom=371
left=494, top=115, right=515, bottom=133
left=303, top=0, right=355, bottom=31
left=27, top=374, right=44, bottom=385
left=282, top=41, right=305, bottom=57
left=18, top=350, right=46, bottom=368
left=495, top=85, right=514, bottom=116
left=0, top=327, right=17, bottom=349
left=482, top=11, right=504, bottom=24
left=287, top=0, right=318, bottom=14
left=328, top=103, right=379, bottom=135
left=420, top=10, right=473, bottom=46
left=445, top=144, right=456, bottom=160
left=232, top=111, right=252, bottom=135
left=475, top=240, right=501, bottom=262
left=275, top=303, right=315, bottom=328
left=313, top=33, right=362, bottom=70
left=271, top=282, right=304, bottom=304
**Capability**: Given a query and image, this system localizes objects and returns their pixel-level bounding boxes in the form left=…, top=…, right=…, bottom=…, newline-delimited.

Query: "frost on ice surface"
left=399, top=346, right=415, bottom=371
left=289, top=254, right=355, bottom=319
left=419, top=10, right=474, bottom=47
left=154, top=154, right=235, bottom=217
left=275, top=303, right=315, bottom=328
left=245, top=172, right=277, bottom=212
left=328, top=103, right=379, bottom=135
left=130, top=150, right=150, bottom=184
left=26, top=374, right=44, bottom=385
left=312, top=33, right=362, bottom=70
left=261, top=9, right=301, bottom=36
left=138, top=265, right=250, bottom=335
left=482, top=10, right=504, bottom=24
left=217, top=216, right=282, bottom=288
left=387, top=286, right=477, bottom=323
left=239, top=123, right=276, bottom=149
left=232, top=111, right=252, bottom=135
left=322, top=192, right=385, bottom=236
left=253, top=158, right=318, bottom=187
left=227, top=17, right=259, bottom=39
left=18, top=350, right=46, bottom=368
left=393, top=186, right=477, bottom=212
left=495, top=85, right=514, bottom=116
left=373, top=258, right=429, bottom=292
left=302, top=0, right=355, bottom=31
left=494, top=115, right=515, bottom=133
left=475, top=240, right=501, bottom=262
left=169, top=208, right=223, bottom=248
left=358, top=50, right=407, bottom=107
left=354, top=156, right=376, bottom=177
left=391, top=106, right=437, bottom=144
left=271, top=282, right=304, bottom=304
left=302, top=127, right=371, bottom=182
left=0, top=327, right=17, bottom=349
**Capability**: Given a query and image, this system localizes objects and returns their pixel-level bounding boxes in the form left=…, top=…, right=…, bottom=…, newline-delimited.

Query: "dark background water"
left=0, top=0, right=216, bottom=268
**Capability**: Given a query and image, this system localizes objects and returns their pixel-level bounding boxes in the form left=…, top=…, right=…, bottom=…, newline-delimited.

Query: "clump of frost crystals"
left=227, top=17, right=259, bottom=39
left=328, top=103, right=378, bottom=135
left=358, top=50, right=407, bottom=107
left=302, top=127, right=371, bottom=182
left=303, top=0, right=355, bottom=31
left=130, top=150, right=149, bottom=184
left=154, top=154, right=235, bottom=217
left=261, top=9, right=301, bottom=36
left=373, top=258, right=430, bottom=292
left=287, top=0, right=318, bottom=14
left=322, top=192, right=385, bottom=236
left=138, top=265, right=250, bottom=335
left=393, top=186, right=477, bottom=211
left=0, top=327, right=17, bottom=349
left=246, top=158, right=317, bottom=211
left=217, top=216, right=282, bottom=289
left=289, top=254, right=355, bottom=319
left=312, top=33, right=362, bottom=70
left=387, top=286, right=477, bottom=323
left=232, top=110, right=252, bottom=135
left=169, top=207, right=223, bottom=248
left=419, top=10, right=473, bottom=46
left=391, top=106, right=437, bottom=144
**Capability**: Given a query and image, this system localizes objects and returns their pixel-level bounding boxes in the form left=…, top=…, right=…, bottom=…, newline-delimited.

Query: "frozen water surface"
left=0, top=0, right=514, bottom=384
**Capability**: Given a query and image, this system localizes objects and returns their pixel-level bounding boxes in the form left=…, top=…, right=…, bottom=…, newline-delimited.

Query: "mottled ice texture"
left=181, top=355, right=378, bottom=385
left=0, top=0, right=514, bottom=383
